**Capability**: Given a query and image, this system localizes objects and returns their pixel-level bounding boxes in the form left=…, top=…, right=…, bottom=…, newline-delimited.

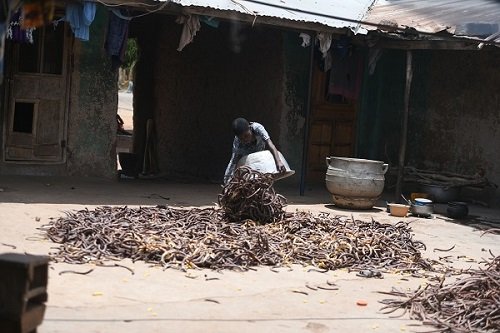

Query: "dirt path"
left=118, top=92, right=133, bottom=131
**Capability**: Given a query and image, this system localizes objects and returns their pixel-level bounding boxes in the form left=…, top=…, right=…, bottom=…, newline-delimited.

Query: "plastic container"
left=236, top=151, right=295, bottom=181
left=388, top=203, right=410, bottom=217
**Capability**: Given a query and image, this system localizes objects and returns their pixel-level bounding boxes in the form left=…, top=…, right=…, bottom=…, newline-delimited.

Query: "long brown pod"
left=40, top=167, right=443, bottom=277
left=379, top=255, right=500, bottom=332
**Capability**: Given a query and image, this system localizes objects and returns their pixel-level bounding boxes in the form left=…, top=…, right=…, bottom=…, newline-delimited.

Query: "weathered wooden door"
left=4, top=23, right=69, bottom=162
left=307, top=52, right=361, bottom=183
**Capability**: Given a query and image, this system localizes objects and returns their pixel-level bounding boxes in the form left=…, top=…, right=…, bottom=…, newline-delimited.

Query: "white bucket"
left=236, top=151, right=295, bottom=181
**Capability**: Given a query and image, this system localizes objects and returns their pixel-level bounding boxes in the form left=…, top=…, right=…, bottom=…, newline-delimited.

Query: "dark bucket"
left=119, top=153, right=140, bottom=178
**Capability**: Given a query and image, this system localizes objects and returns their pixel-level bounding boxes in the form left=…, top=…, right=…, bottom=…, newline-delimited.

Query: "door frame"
left=2, top=23, right=72, bottom=165
left=305, top=50, right=360, bottom=184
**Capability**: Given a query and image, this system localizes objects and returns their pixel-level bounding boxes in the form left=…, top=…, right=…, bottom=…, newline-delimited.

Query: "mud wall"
left=0, top=5, right=117, bottom=178
left=278, top=33, right=309, bottom=187
left=407, top=49, right=500, bottom=187
left=138, top=16, right=308, bottom=184
left=66, top=6, right=117, bottom=178
left=358, top=48, right=500, bottom=190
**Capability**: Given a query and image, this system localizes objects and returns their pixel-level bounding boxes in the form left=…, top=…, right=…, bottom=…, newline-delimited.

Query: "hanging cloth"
left=7, top=9, right=34, bottom=43
left=328, top=48, right=364, bottom=100
left=66, top=1, right=96, bottom=41
left=200, top=16, right=219, bottom=28
left=176, top=15, right=200, bottom=51
left=316, top=31, right=332, bottom=58
left=105, top=9, right=130, bottom=69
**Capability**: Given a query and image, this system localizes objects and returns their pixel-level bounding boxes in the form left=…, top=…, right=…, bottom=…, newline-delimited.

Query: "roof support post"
left=300, top=42, right=315, bottom=196
left=395, top=50, right=413, bottom=202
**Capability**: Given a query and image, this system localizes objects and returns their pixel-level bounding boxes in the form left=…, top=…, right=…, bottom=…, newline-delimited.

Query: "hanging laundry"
left=368, top=48, right=382, bottom=75
left=299, top=32, right=311, bottom=47
left=66, top=1, right=96, bottom=41
left=176, top=15, right=200, bottom=51
left=333, top=36, right=351, bottom=58
left=0, top=0, right=14, bottom=84
left=22, top=0, right=54, bottom=29
left=200, top=16, right=219, bottom=28
left=105, top=9, right=130, bottom=69
left=323, top=51, right=332, bottom=72
left=328, top=48, right=364, bottom=100
left=7, top=9, right=34, bottom=44
left=316, top=31, right=332, bottom=58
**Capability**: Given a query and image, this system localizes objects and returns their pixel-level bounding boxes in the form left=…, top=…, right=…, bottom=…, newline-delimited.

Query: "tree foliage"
left=124, top=38, right=138, bottom=70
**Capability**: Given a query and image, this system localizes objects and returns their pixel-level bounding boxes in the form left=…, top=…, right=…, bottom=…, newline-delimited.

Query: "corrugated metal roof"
left=158, top=0, right=500, bottom=44
left=171, top=0, right=375, bottom=33
left=365, top=0, right=500, bottom=41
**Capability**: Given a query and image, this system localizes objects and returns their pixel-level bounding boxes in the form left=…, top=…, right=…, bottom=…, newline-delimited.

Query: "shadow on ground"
left=0, top=176, right=331, bottom=207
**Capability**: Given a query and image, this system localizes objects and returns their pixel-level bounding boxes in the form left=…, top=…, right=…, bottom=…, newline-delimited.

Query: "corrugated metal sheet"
left=365, top=0, right=500, bottom=41
left=170, top=0, right=375, bottom=33
left=161, top=0, right=500, bottom=43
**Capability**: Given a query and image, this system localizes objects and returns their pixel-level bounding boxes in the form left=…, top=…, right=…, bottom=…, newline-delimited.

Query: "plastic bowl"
left=388, top=203, right=410, bottom=217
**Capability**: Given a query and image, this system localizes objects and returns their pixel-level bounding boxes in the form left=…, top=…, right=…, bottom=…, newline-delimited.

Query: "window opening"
left=13, top=102, right=35, bottom=133
left=18, top=22, right=65, bottom=75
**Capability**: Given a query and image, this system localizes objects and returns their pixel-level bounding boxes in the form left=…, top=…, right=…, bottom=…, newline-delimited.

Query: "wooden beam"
left=369, top=39, right=479, bottom=50
left=300, top=42, right=315, bottom=196
left=395, top=50, right=413, bottom=203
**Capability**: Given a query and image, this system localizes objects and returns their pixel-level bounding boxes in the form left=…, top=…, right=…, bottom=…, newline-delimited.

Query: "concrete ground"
left=0, top=176, right=499, bottom=333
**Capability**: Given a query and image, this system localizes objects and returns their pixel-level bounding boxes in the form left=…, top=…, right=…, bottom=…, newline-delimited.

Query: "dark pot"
left=447, top=202, right=469, bottom=219
left=118, top=153, right=140, bottom=178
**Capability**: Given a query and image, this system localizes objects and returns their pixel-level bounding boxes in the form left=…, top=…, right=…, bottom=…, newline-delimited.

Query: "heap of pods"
left=379, top=255, right=500, bottom=333
left=219, top=167, right=286, bottom=224
left=42, top=206, right=431, bottom=272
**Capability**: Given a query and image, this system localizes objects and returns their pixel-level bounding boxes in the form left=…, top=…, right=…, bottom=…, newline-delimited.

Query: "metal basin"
left=325, top=157, right=388, bottom=209
left=410, top=204, right=434, bottom=217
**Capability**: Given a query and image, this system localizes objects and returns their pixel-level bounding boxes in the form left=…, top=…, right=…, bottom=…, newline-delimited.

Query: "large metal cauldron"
left=325, top=157, right=388, bottom=209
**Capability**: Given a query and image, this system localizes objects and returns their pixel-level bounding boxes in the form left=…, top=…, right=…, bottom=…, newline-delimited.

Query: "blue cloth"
left=66, top=1, right=96, bottom=41
left=105, top=10, right=129, bottom=57
left=201, top=16, right=219, bottom=28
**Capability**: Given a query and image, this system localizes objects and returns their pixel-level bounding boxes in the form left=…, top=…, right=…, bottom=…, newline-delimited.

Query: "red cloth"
left=328, top=50, right=364, bottom=100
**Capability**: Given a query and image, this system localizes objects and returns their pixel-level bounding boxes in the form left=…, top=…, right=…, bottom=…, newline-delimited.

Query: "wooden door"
left=4, top=22, right=69, bottom=162
left=307, top=51, right=361, bottom=183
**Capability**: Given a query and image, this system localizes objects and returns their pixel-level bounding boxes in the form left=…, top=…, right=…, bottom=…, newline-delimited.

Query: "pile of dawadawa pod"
left=42, top=207, right=430, bottom=272
left=380, top=255, right=500, bottom=333
left=218, top=166, right=287, bottom=224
